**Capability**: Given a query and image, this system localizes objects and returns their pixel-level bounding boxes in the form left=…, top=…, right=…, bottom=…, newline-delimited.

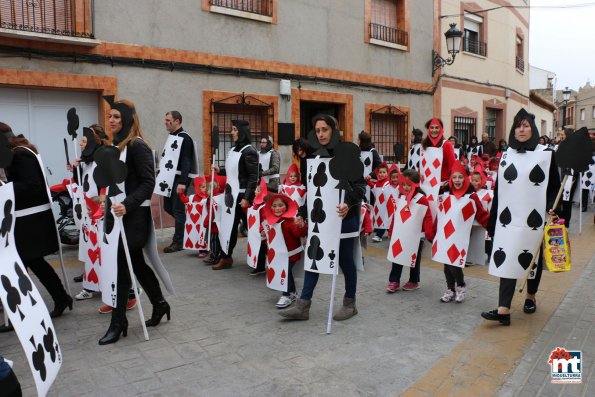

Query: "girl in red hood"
left=368, top=162, right=390, bottom=242
left=179, top=176, right=209, bottom=258
left=278, top=163, right=306, bottom=207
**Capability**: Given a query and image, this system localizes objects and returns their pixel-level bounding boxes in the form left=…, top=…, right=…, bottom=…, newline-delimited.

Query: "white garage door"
left=0, top=87, right=99, bottom=186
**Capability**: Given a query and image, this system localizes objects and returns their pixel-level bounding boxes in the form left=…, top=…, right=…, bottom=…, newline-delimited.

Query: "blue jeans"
left=301, top=215, right=358, bottom=300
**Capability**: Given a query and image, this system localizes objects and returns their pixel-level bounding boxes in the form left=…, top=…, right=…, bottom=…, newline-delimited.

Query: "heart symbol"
left=285, top=187, right=295, bottom=196
left=190, top=212, right=200, bottom=224
left=196, top=224, right=201, bottom=233
left=267, top=267, right=275, bottom=284
left=297, top=188, right=306, bottom=197
left=186, top=224, right=192, bottom=234
left=87, top=268, right=99, bottom=284
left=247, top=243, right=252, bottom=257
left=89, top=231, right=97, bottom=246
left=267, top=247, right=276, bottom=264
left=185, top=238, right=193, bottom=248
left=248, top=214, right=256, bottom=228
left=267, top=228, right=276, bottom=244
left=87, top=248, right=99, bottom=264
left=195, top=204, right=203, bottom=213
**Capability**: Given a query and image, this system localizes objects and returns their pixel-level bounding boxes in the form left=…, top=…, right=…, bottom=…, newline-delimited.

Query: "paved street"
left=1, top=206, right=594, bottom=396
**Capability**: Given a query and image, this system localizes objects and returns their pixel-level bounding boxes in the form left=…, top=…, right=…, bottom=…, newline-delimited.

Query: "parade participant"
left=447, top=136, right=464, bottom=160
left=468, top=168, right=493, bottom=265
left=580, top=138, right=595, bottom=211
left=202, top=175, right=225, bottom=266
left=211, top=120, right=259, bottom=270
left=179, top=176, right=209, bottom=257
left=278, top=163, right=306, bottom=207
left=259, top=135, right=281, bottom=193
left=0, top=355, right=21, bottom=396
left=481, top=109, right=561, bottom=325
left=159, top=111, right=197, bottom=254
left=385, top=169, right=434, bottom=293
left=262, top=193, right=307, bottom=308
left=558, top=129, right=578, bottom=228
left=466, top=135, right=483, bottom=164
left=433, top=162, right=489, bottom=303
left=496, top=139, right=508, bottom=158
left=358, top=131, right=382, bottom=203
left=1, top=126, right=73, bottom=324
left=98, top=98, right=172, bottom=345
left=368, top=163, right=390, bottom=242
left=292, top=137, right=314, bottom=185
left=279, top=114, right=366, bottom=321
left=419, top=118, right=457, bottom=217
left=246, top=178, right=269, bottom=276
left=407, top=127, right=424, bottom=171
left=481, top=133, right=497, bottom=157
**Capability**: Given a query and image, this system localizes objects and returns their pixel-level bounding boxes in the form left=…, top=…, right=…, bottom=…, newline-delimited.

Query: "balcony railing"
left=0, top=0, right=94, bottom=38
left=463, top=38, right=487, bottom=57
left=209, top=0, right=273, bottom=17
left=516, top=56, right=524, bottom=72
left=370, top=22, right=408, bottom=47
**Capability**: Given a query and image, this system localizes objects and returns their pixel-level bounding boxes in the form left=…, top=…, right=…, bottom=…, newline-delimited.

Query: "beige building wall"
left=529, top=102, right=554, bottom=137
left=437, top=0, right=530, bottom=144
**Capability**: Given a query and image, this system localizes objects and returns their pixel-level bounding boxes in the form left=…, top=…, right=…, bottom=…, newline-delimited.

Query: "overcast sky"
left=530, top=0, right=595, bottom=91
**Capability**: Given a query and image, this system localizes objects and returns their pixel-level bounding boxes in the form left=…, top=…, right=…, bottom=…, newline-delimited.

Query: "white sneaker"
left=372, top=236, right=382, bottom=242
left=455, top=286, right=466, bottom=303
left=276, top=293, right=297, bottom=308
left=75, top=289, right=94, bottom=300
left=440, top=290, right=455, bottom=303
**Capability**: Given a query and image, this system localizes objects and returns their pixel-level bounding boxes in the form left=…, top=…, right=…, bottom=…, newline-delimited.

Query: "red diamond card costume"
left=387, top=192, right=427, bottom=266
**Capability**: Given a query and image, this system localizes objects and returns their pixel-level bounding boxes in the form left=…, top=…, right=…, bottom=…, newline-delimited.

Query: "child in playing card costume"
left=1, top=130, right=73, bottom=331
left=481, top=109, right=561, bottom=326
left=278, top=163, right=306, bottom=207
left=262, top=194, right=307, bottom=308
left=433, top=162, right=489, bottom=303
left=420, top=118, right=457, bottom=218
left=246, top=178, right=269, bottom=276
left=385, top=169, right=434, bottom=293
left=202, top=174, right=226, bottom=266
left=179, top=176, right=209, bottom=257
left=279, top=114, right=366, bottom=321
left=368, top=163, right=390, bottom=242
left=98, top=98, right=173, bottom=345
left=468, top=169, right=493, bottom=266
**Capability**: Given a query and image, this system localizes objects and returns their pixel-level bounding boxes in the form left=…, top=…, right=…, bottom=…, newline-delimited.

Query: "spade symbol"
left=83, top=174, right=90, bottom=193
left=1, top=199, right=13, bottom=247
left=518, top=249, right=533, bottom=270
left=1, top=275, right=24, bottom=320
left=500, top=160, right=507, bottom=168
left=493, top=248, right=506, bottom=268
left=503, top=163, right=518, bottom=184
left=224, top=184, right=234, bottom=214
left=103, top=201, right=115, bottom=239
left=307, top=235, right=324, bottom=271
left=171, top=140, right=179, bottom=150
left=15, top=263, right=36, bottom=306
left=310, top=198, right=326, bottom=233
left=74, top=202, right=83, bottom=220
left=30, top=337, right=47, bottom=381
left=66, top=107, right=79, bottom=139
left=312, top=163, right=328, bottom=197
left=499, top=207, right=511, bottom=227
left=364, top=157, right=371, bottom=167
left=526, top=209, right=543, bottom=230
left=528, top=165, right=545, bottom=186
left=161, top=149, right=166, bottom=158
left=165, top=160, right=174, bottom=171
left=416, top=147, right=420, bottom=156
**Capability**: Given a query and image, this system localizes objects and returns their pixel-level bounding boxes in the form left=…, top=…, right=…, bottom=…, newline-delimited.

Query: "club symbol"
left=307, top=235, right=324, bottom=271
left=30, top=336, right=47, bottom=381
left=165, top=160, right=174, bottom=171
left=0, top=199, right=13, bottom=247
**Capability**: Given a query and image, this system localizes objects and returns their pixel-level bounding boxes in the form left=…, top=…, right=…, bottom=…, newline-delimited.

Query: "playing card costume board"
left=264, top=221, right=303, bottom=292
left=304, top=158, right=342, bottom=275
left=259, top=149, right=280, bottom=183
left=154, top=132, right=199, bottom=197
left=408, top=143, right=422, bottom=171
left=420, top=146, right=443, bottom=217
left=246, top=204, right=264, bottom=269
left=581, top=155, right=595, bottom=190
left=467, top=145, right=481, bottom=164
left=387, top=193, right=426, bottom=267
left=371, top=180, right=390, bottom=229
left=0, top=182, right=62, bottom=397
left=453, top=147, right=461, bottom=160
left=431, top=193, right=477, bottom=267
left=467, top=189, right=493, bottom=265
left=279, top=184, right=307, bottom=207
left=78, top=162, right=101, bottom=292
left=489, top=146, right=552, bottom=279
left=182, top=195, right=208, bottom=250
left=360, top=151, right=373, bottom=202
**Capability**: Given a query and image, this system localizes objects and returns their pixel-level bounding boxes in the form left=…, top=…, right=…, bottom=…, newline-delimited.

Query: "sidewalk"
left=0, top=210, right=593, bottom=396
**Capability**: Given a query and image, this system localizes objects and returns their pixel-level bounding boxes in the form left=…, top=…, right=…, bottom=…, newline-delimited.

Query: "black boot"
left=145, top=299, right=171, bottom=327
left=98, top=317, right=128, bottom=345
left=50, top=296, right=73, bottom=318
left=481, top=309, right=511, bottom=326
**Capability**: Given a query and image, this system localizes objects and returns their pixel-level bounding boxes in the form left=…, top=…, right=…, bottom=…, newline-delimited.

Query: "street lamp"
left=432, top=23, right=464, bottom=77
left=561, top=87, right=571, bottom=128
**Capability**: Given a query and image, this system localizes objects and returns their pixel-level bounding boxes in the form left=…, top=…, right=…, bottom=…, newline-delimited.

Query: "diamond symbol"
left=433, top=158, right=441, bottom=169
left=391, top=239, right=403, bottom=257
left=461, top=202, right=475, bottom=221
left=422, top=158, right=427, bottom=167
left=460, top=249, right=466, bottom=260
left=443, top=196, right=452, bottom=213
left=447, top=244, right=460, bottom=263
left=444, top=220, right=455, bottom=239
left=376, top=217, right=382, bottom=226
left=429, top=177, right=438, bottom=187
left=425, top=168, right=432, bottom=177
left=432, top=241, right=438, bottom=256
left=400, top=206, right=411, bottom=223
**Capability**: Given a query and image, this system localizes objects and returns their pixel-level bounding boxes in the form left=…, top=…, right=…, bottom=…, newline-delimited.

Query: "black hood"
left=103, top=96, right=135, bottom=145
left=260, top=135, right=273, bottom=153
left=232, top=120, right=251, bottom=149
left=508, top=108, right=539, bottom=153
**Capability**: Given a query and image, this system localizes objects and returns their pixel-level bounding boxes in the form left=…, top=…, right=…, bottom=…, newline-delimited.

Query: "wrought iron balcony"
left=370, top=22, right=408, bottom=47
left=463, top=38, right=487, bottom=57
left=0, top=0, right=94, bottom=39
left=209, top=0, right=273, bottom=17
left=516, top=56, right=524, bottom=72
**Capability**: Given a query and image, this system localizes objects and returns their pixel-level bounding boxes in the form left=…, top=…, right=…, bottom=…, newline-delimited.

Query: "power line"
left=440, top=2, right=595, bottom=18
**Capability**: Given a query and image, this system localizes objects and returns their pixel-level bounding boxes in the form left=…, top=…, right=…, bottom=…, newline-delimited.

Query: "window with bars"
left=209, top=0, right=273, bottom=17
left=515, top=35, right=524, bottom=72
left=453, top=116, right=476, bottom=146
left=369, top=106, right=408, bottom=164
left=463, top=13, right=487, bottom=56
left=210, top=94, right=274, bottom=168
left=485, top=108, right=497, bottom=140
left=369, top=0, right=408, bottom=47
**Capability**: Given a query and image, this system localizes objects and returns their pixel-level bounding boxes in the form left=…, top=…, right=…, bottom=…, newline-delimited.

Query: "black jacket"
left=220, top=143, right=259, bottom=203
left=7, top=147, right=58, bottom=260
left=172, top=127, right=195, bottom=185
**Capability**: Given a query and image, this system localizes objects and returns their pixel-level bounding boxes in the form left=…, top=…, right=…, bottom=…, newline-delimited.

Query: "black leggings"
left=24, top=257, right=69, bottom=304
left=112, top=246, right=163, bottom=320
left=443, top=264, right=465, bottom=290
left=221, top=194, right=247, bottom=259
left=389, top=240, right=423, bottom=283
left=498, top=254, right=544, bottom=308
